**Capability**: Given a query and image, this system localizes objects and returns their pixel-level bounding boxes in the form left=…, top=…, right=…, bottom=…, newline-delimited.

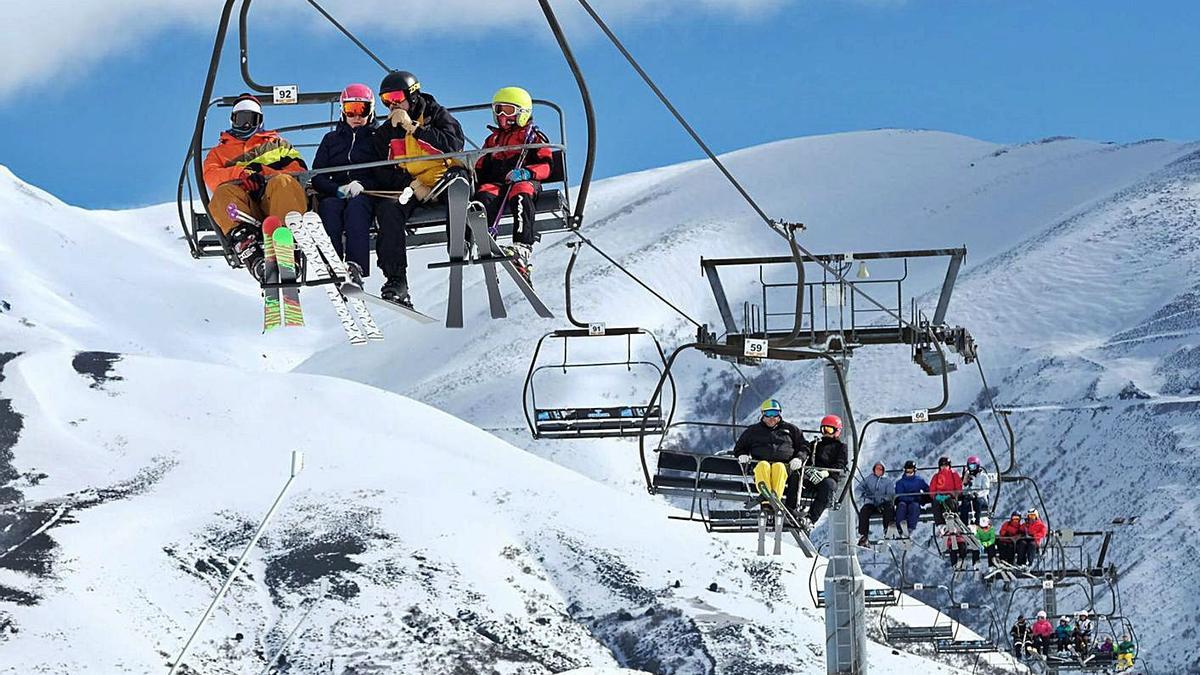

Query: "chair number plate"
left=588, top=322, right=606, bottom=336
left=273, top=85, right=299, bottom=105
left=744, top=338, right=769, bottom=358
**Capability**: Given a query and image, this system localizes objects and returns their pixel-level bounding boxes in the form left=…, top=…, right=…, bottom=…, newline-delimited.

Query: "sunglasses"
left=342, top=101, right=370, bottom=118
left=381, top=91, right=408, bottom=106
left=231, top=110, right=260, bottom=128
left=762, top=410, right=780, bottom=418
left=493, top=103, right=520, bottom=116
left=820, top=425, right=837, bottom=434
left=904, top=468, right=915, bottom=472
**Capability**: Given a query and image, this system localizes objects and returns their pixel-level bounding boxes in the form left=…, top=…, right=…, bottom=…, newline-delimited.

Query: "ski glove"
left=238, top=171, right=267, bottom=199
left=804, top=468, right=829, bottom=485
left=506, top=168, right=532, bottom=183
left=338, top=180, right=364, bottom=199
left=788, top=457, right=805, bottom=473
left=389, top=108, right=418, bottom=133
left=736, top=454, right=751, bottom=466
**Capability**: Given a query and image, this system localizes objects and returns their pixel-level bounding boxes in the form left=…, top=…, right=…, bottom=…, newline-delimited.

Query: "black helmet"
left=380, top=70, right=421, bottom=103
left=937, top=456, right=951, bottom=467
left=903, top=460, right=916, bottom=471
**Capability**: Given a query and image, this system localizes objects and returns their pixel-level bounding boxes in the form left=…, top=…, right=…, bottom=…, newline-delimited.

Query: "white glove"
left=736, top=455, right=751, bottom=466
left=397, top=186, right=415, bottom=205
left=338, top=180, right=364, bottom=199
left=788, top=457, right=804, bottom=473
left=389, top=108, right=416, bottom=133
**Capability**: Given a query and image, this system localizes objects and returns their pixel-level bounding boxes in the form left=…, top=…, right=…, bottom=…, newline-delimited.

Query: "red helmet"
left=339, top=83, right=375, bottom=122
left=820, top=414, right=842, bottom=438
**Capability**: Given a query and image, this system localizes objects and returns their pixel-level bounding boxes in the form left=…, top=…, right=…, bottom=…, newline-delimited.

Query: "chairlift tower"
left=822, top=354, right=867, bottom=674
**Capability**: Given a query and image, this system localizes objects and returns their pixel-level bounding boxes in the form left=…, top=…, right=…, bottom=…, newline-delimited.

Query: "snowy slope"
left=0, top=346, right=977, bottom=674
left=2, top=128, right=1197, bottom=671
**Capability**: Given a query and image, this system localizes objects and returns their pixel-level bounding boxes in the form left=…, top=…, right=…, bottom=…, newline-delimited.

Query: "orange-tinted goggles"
left=820, top=425, right=837, bottom=435
left=342, top=101, right=370, bottom=118
left=381, top=91, right=407, bottom=106
left=493, top=103, right=519, bottom=117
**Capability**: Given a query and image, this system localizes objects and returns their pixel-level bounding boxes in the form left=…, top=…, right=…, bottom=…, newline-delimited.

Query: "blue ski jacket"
left=311, top=121, right=383, bottom=197
left=894, top=474, right=929, bottom=504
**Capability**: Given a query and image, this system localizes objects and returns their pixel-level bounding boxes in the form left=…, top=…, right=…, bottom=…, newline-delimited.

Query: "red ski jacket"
left=998, top=521, right=1025, bottom=543
left=1032, top=619, right=1054, bottom=638
left=1025, top=518, right=1048, bottom=544
left=929, top=467, right=963, bottom=497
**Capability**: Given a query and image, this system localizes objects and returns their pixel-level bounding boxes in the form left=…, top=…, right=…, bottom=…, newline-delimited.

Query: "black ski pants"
left=475, top=180, right=540, bottom=247
left=374, top=197, right=416, bottom=280
left=932, top=496, right=958, bottom=525
left=857, top=502, right=895, bottom=537
left=947, top=541, right=979, bottom=567
left=802, top=476, right=837, bottom=523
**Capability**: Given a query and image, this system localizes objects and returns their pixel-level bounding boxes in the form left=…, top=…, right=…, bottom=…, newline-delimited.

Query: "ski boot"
left=795, top=513, right=814, bottom=534
left=229, top=224, right=265, bottom=283
left=344, top=261, right=366, bottom=289
left=857, top=535, right=870, bottom=548
left=502, top=242, right=533, bottom=286
left=381, top=275, right=413, bottom=309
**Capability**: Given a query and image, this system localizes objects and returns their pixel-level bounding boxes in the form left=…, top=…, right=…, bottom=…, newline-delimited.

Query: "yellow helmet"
left=492, top=86, right=533, bottom=128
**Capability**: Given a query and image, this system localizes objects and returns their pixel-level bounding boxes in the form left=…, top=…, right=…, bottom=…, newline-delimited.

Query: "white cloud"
left=0, top=0, right=786, bottom=100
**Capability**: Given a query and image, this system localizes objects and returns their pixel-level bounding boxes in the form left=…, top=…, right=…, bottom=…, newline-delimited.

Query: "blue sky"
left=2, top=0, right=1198, bottom=209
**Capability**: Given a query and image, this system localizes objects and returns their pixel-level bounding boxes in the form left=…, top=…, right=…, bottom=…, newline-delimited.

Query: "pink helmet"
left=339, top=83, right=375, bottom=122
left=966, top=455, right=981, bottom=466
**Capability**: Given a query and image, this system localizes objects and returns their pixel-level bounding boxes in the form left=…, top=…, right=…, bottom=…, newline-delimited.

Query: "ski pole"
left=488, top=125, right=539, bottom=236
left=226, top=203, right=262, bottom=227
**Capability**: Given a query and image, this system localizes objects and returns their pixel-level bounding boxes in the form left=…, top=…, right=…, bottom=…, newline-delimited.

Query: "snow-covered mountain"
left=1, top=129, right=1194, bottom=672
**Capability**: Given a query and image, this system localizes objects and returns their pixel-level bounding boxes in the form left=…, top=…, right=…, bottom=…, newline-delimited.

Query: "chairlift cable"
left=303, top=0, right=390, bottom=72
left=569, top=231, right=704, bottom=329
left=575, top=0, right=919, bottom=333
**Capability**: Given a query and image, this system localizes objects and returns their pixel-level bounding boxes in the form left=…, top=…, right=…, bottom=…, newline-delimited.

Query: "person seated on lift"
left=795, top=414, right=848, bottom=531
left=733, top=399, right=808, bottom=518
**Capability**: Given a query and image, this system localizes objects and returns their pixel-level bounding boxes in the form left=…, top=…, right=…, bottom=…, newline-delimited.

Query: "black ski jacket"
left=809, top=437, right=848, bottom=472
left=733, top=420, right=808, bottom=464
left=311, top=121, right=383, bottom=198
left=372, top=92, right=465, bottom=190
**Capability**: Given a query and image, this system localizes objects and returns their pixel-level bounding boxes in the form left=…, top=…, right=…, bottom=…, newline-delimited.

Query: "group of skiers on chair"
left=202, top=70, right=555, bottom=309
left=856, top=453, right=1048, bottom=571
left=730, top=399, right=847, bottom=534
left=1010, top=611, right=1136, bottom=669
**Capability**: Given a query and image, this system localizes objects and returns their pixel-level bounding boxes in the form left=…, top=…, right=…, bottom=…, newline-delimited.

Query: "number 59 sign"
left=743, top=338, right=769, bottom=358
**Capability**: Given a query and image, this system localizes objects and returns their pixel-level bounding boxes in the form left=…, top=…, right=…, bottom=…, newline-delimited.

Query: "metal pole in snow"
left=168, top=451, right=305, bottom=675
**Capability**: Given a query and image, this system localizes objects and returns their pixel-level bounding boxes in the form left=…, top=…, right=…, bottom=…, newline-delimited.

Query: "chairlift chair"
left=178, top=0, right=586, bottom=276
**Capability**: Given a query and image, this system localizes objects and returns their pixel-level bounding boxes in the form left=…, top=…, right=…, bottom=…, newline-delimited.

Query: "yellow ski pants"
left=753, top=461, right=789, bottom=497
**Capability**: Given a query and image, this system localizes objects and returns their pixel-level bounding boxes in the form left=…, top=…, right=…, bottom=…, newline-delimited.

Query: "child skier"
left=975, top=516, right=997, bottom=568
left=473, top=86, right=557, bottom=286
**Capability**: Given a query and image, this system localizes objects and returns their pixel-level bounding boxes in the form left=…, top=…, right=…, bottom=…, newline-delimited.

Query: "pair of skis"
left=286, top=212, right=384, bottom=345
left=436, top=175, right=553, bottom=328
left=227, top=205, right=304, bottom=332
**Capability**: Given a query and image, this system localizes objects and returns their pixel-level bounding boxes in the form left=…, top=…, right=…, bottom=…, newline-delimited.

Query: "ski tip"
left=262, top=215, right=283, bottom=236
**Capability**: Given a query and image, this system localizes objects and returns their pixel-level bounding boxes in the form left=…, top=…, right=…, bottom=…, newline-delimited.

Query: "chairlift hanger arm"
left=538, top=0, right=595, bottom=227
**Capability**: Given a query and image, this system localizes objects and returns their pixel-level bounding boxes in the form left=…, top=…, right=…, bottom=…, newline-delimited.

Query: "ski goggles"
left=342, top=101, right=370, bottom=118
left=381, top=91, right=408, bottom=107
left=820, top=424, right=837, bottom=435
left=231, top=110, right=260, bottom=128
left=967, top=462, right=980, bottom=470
left=761, top=410, right=780, bottom=418
left=493, top=103, right=520, bottom=117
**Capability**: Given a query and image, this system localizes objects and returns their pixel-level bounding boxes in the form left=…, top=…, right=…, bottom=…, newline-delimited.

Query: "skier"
left=796, top=414, right=848, bottom=531
left=1097, top=635, right=1115, bottom=662
left=975, top=516, right=997, bottom=568
left=1020, top=508, right=1048, bottom=566
left=1115, top=634, right=1136, bottom=670
left=311, top=83, right=383, bottom=279
left=894, top=460, right=929, bottom=538
left=928, top=456, right=963, bottom=525
left=1055, top=616, right=1073, bottom=654
left=1010, top=615, right=1033, bottom=659
left=733, top=399, right=808, bottom=514
left=1031, top=611, right=1055, bottom=657
left=372, top=70, right=465, bottom=307
left=958, top=455, right=990, bottom=525
left=997, top=512, right=1025, bottom=566
left=203, top=93, right=308, bottom=281
left=473, top=86, right=557, bottom=286
left=856, top=461, right=896, bottom=546
left=1073, top=612, right=1094, bottom=657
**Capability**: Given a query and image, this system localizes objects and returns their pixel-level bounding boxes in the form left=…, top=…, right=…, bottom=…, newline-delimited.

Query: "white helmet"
left=979, top=516, right=991, bottom=528
left=1037, top=611, right=1047, bottom=619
